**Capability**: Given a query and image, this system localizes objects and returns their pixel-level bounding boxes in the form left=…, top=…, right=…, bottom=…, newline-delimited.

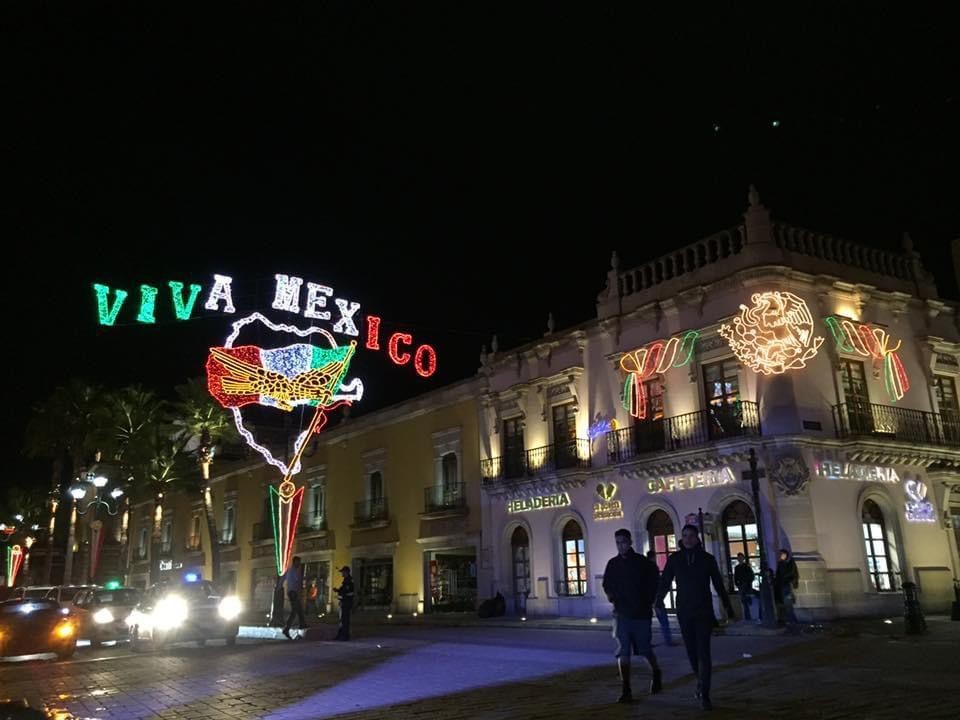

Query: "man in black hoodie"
left=657, top=524, right=734, bottom=711
left=602, top=528, right=662, bottom=704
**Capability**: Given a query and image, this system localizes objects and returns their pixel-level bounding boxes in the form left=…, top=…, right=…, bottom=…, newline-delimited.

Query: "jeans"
left=654, top=606, right=673, bottom=644
left=678, top=612, right=714, bottom=698
left=284, top=591, right=306, bottom=631
left=739, top=589, right=753, bottom=620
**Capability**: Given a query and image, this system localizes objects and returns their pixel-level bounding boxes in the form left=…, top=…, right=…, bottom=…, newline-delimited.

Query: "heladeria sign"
left=814, top=461, right=900, bottom=484
left=507, top=493, right=571, bottom=514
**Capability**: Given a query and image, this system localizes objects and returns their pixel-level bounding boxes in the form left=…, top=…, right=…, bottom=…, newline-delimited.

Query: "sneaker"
left=282, top=629, right=292, bottom=640
left=650, top=669, right=663, bottom=695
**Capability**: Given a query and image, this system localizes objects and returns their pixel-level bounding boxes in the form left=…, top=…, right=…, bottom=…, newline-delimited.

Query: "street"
left=1, top=620, right=957, bottom=719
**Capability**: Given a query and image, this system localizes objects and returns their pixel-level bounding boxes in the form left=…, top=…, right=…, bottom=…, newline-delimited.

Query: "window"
left=511, top=526, right=531, bottom=597
left=222, top=502, right=236, bottom=544
left=187, top=513, right=202, bottom=551
left=138, top=526, right=149, bottom=560
left=840, top=359, right=873, bottom=433
left=703, top=359, right=740, bottom=407
left=722, top=500, right=760, bottom=591
left=503, top=417, right=525, bottom=479
left=647, top=510, right=677, bottom=608
left=369, top=471, right=383, bottom=501
left=643, top=377, right=665, bottom=421
left=160, top=518, right=173, bottom=553
left=560, top=520, right=587, bottom=596
left=310, top=483, right=326, bottom=528
left=933, top=375, right=960, bottom=443
left=862, top=499, right=896, bottom=592
left=441, top=453, right=458, bottom=491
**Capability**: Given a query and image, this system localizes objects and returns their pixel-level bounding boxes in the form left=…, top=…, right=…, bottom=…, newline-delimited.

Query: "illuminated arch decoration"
left=719, top=291, right=823, bottom=375
left=620, top=331, right=698, bottom=419
left=6, top=544, right=23, bottom=587
left=206, top=312, right=363, bottom=574
left=824, top=316, right=909, bottom=402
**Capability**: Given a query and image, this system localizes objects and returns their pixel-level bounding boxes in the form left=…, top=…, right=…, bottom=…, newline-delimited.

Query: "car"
left=0, top=599, right=78, bottom=661
left=18, top=585, right=97, bottom=606
left=127, top=576, right=241, bottom=651
left=71, top=587, right=141, bottom=648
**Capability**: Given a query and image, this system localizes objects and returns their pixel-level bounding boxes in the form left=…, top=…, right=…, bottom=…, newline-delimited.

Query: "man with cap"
left=334, top=565, right=355, bottom=641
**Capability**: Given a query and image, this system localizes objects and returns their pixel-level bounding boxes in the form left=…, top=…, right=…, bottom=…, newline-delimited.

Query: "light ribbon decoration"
left=6, top=544, right=23, bottom=587
left=620, top=331, right=698, bottom=419
left=207, top=312, right=363, bottom=575
left=720, top=291, right=823, bottom=375
left=824, top=317, right=909, bottom=402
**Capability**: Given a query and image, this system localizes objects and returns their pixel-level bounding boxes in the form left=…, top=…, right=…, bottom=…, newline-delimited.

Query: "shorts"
left=612, top=615, right=653, bottom=658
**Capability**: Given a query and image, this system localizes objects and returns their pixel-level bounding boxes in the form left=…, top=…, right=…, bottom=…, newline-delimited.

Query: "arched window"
left=722, top=500, right=759, bottom=591
left=560, top=520, right=587, bottom=596
left=647, top=509, right=676, bottom=608
left=862, top=499, right=897, bottom=591
left=511, top=527, right=530, bottom=597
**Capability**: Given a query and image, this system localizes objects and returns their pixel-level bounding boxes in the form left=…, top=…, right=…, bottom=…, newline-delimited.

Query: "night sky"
left=4, top=5, right=957, bottom=487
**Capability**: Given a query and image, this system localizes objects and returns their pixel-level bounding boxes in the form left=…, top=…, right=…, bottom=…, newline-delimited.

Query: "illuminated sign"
left=905, top=479, right=936, bottom=523
left=506, top=493, right=571, bottom=514
left=159, top=559, right=173, bottom=572
left=814, top=461, right=900, bottom=484
left=647, top=467, right=735, bottom=494
left=593, top=483, right=623, bottom=520
left=719, top=291, right=823, bottom=375
left=620, top=331, right=698, bottom=419
left=824, top=317, right=909, bottom=402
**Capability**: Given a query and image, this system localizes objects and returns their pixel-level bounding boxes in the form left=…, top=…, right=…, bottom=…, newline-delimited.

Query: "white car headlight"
left=218, top=595, right=241, bottom=621
left=153, top=595, right=189, bottom=630
left=93, top=608, right=115, bottom=624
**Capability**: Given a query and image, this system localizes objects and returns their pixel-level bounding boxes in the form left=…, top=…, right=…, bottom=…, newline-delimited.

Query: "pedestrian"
left=734, top=553, right=756, bottom=622
left=334, top=565, right=355, bottom=641
left=305, top=578, right=321, bottom=620
left=281, top=556, right=306, bottom=639
left=602, top=529, right=663, bottom=704
left=646, top=549, right=675, bottom=646
left=656, top=524, right=734, bottom=711
left=775, top=549, right=800, bottom=625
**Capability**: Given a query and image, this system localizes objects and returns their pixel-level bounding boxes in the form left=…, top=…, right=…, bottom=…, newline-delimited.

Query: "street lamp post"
left=748, top=449, right=779, bottom=628
left=66, top=474, right=124, bottom=585
left=62, top=485, right=87, bottom=585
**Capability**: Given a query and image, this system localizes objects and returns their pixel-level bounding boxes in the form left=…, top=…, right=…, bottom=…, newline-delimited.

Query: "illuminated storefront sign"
left=593, top=483, right=623, bottom=520
left=506, top=493, right=571, bottom=514
left=647, top=467, right=735, bottom=494
left=814, top=461, right=900, bottom=484
left=904, top=480, right=936, bottom=523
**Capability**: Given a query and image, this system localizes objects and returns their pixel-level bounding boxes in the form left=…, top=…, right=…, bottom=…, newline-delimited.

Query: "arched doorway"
left=862, top=499, right=898, bottom=591
left=511, top=526, right=531, bottom=613
left=647, top=509, right=676, bottom=609
left=560, top=520, right=587, bottom=596
left=722, top=500, right=759, bottom=590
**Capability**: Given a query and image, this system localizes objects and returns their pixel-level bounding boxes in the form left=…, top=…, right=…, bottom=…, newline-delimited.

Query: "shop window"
left=862, top=499, right=897, bottom=592
left=559, top=520, right=586, bottom=596
left=722, top=500, right=760, bottom=591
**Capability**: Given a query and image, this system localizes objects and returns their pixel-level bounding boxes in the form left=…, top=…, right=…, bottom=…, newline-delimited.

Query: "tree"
left=171, top=378, right=239, bottom=584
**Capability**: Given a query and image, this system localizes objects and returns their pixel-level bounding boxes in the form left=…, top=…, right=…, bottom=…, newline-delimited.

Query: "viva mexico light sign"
left=94, top=271, right=440, bottom=574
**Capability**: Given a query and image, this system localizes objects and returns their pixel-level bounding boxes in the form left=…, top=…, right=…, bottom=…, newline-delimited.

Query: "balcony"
left=608, top=401, right=761, bottom=464
left=354, top=497, right=389, bottom=526
left=423, top=482, right=467, bottom=514
left=482, top=439, right=592, bottom=483
left=833, top=402, right=960, bottom=447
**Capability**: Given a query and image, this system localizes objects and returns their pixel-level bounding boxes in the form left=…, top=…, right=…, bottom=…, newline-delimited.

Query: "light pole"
left=72, top=473, right=124, bottom=583
left=748, top=449, right=779, bottom=628
left=63, top=485, right=87, bottom=585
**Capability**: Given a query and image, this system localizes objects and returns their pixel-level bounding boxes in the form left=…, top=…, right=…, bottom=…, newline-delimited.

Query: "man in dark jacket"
left=657, top=524, right=734, bottom=711
left=334, top=566, right=355, bottom=640
left=733, top=553, right=756, bottom=621
left=602, top=528, right=662, bottom=704
left=774, top=549, right=799, bottom=624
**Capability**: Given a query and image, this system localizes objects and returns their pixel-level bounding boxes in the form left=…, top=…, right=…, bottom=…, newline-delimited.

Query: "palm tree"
left=24, top=380, right=108, bottom=583
left=171, top=378, right=239, bottom=584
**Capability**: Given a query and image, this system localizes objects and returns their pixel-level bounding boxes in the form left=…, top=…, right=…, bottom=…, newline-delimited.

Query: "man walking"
left=775, top=549, right=799, bottom=625
left=734, top=553, right=756, bottom=621
left=657, top=524, right=734, bottom=711
left=281, top=556, right=306, bottom=639
left=334, top=565, right=355, bottom=641
left=602, top=528, right=663, bottom=704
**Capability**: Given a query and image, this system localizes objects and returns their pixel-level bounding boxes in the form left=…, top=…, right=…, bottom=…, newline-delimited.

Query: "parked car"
left=71, top=587, right=141, bottom=648
left=0, top=599, right=78, bottom=660
left=128, top=576, right=241, bottom=651
left=18, top=585, right=97, bottom=606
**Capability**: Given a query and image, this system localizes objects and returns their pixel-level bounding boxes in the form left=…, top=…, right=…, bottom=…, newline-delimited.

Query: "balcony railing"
left=482, top=439, right=592, bottom=483
left=354, top=497, right=389, bottom=524
left=833, top=402, right=960, bottom=447
left=608, top=401, right=761, bottom=463
left=252, top=522, right=274, bottom=542
left=424, top=482, right=467, bottom=513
